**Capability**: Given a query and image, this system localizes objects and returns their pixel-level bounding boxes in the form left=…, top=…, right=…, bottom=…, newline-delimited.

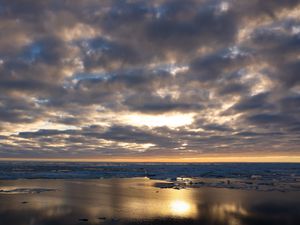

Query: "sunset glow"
left=0, top=0, right=299, bottom=162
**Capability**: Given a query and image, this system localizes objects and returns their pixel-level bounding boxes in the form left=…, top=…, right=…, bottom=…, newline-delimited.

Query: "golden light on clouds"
left=123, top=113, right=195, bottom=128
left=1, top=155, right=300, bottom=163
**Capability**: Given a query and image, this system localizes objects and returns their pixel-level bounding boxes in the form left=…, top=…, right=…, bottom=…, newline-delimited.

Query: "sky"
left=0, top=0, right=300, bottom=162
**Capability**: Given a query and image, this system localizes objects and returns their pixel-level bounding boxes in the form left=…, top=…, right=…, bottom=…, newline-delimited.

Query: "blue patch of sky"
left=110, top=2, right=149, bottom=17
left=21, top=43, right=42, bottom=63
left=74, top=38, right=112, bottom=56
left=153, top=6, right=166, bottom=19
left=89, top=38, right=111, bottom=51
left=65, top=63, right=180, bottom=89
left=73, top=72, right=112, bottom=82
left=34, top=98, right=50, bottom=105
left=63, top=72, right=114, bottom=89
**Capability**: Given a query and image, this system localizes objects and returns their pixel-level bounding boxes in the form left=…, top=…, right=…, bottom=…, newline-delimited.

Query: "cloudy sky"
left=0, top=0, right=300, bottom=161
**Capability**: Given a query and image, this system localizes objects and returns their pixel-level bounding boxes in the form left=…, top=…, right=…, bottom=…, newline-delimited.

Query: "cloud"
left=0, top=0, right=300, bottom=159
left=233, top=92, right=273, bottom=111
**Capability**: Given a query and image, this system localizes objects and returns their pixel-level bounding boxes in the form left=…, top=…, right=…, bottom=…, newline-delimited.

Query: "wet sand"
left=0, top=178, right=300, bottom=225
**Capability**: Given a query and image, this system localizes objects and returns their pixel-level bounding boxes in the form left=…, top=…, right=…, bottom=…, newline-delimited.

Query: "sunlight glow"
left=123, top=113, right=195, bottom=128
left=170, top=200, right=191, bottom=215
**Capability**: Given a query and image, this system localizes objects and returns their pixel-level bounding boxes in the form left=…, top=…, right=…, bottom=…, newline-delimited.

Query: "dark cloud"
left=18, top=125, right=173, bottom=146
left=146, top=3, right=237, bottom=52
left=190, top=46, right=252, bottom=82
left=233, top=93, right=273, bottom=111
left=247, top=113, right=295, bottom=125
left=202, top=124, right=233, bottom=132
left=218, top=82, right=248, bottom=95
left=277, top=61, right=300, bottom=88
left=124, top=93, right=203, bottom=113
left=280, top=95, right=300, bottom=113
left=79, top=37, right=141, bottom=71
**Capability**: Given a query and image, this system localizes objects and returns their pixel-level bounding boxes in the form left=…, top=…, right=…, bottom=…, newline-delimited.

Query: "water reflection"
left=209, top=203, right=248, bottom=225
left=170, top=200, right=191, bottom=215
left=0, top=178, right=299, bottom=225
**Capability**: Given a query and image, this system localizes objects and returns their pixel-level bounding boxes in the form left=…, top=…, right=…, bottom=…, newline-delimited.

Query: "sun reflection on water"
left=166, top=188, right=197, bottom=217
left=170, top=200, right=191, bottom=215
left=2, top=178, right=298, bottom=225
left=0, top=179, right=253, bottom=223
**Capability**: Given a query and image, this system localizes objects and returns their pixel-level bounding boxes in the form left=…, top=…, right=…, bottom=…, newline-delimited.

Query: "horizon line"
left=1, top=155, right=300, bottom=163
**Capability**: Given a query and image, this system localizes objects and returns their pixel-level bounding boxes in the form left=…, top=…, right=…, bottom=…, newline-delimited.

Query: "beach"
left=1, top=178, right=300, bottom=225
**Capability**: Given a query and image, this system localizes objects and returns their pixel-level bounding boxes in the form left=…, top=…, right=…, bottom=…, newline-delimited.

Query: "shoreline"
left=1, top=176, right=300, bottom=193
left=0, top=178, right=300, bottom=225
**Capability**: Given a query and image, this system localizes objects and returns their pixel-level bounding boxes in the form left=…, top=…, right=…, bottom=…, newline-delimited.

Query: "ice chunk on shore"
left=0, top=187, right=55, bottom=194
